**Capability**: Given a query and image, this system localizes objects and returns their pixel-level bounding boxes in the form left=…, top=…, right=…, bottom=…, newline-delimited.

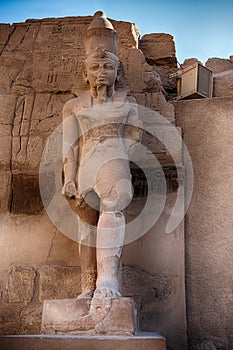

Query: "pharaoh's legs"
left=94, top=210, right=125, bottom=298
left=76, top=191, right=99, bottom=298
left=75, top=158, right=133, bottom=299
left=94, top=159, right=133, bottom=298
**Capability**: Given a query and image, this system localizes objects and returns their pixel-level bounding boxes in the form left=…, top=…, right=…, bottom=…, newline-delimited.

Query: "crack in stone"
left=15, top=99, right=25, bottom=159
left=25, top=92, right=36, bottom=160
left=19, top=24, right=30, bottom=45
left=46, top=229, right=57, bottom=260
left=0, top=25, right=16, bottom=56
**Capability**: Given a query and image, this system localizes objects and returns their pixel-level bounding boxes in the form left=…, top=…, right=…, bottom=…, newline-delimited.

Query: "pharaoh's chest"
left=74, top=102, right=130, bottom=133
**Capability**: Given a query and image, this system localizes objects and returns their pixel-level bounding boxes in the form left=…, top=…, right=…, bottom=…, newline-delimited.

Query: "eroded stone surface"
left=139, top=33, right=177, bottom=67
left=205, top=57, right=233, bottom=74
left=122, top=266, right=177, bottom=328
left=6, top=265, right=36, bottom=303
left=20, top=306, right=42, bottom=335
left=119, top=47, right=165, bottom=93
left=190, top=336, right=228, bottom=350
left=139, top=34, right=177, bottom=98
left=182, top=57, right=202, bottom=67
left=39, top=265, right=81, bottom=302
left=213, top=70, right=233, bottom=97
left=0, top=301, right=42, bottom=335
left=41, top=297, right=137, bottom=335
left=175, top=97, right=233, bottom=350
left=0, top=24, right=14, bottom=49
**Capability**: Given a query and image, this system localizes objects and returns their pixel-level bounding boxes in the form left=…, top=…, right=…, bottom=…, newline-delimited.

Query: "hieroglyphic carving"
left=51, top=24, right=62, bottom=35
left=46, top=51, right=60, bottom=85
left=12, top=93, right=36, bottom=170
left=43, top=132, right=61, bottom=164
left=32, top=49, right=86, bottom=92
left=63, top=24, right=85, bottom=45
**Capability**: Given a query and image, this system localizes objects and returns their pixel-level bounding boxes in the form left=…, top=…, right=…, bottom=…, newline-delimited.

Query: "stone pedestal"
left=41, top=297, right=137, bottom=336
left=39, top=298, right=167, bottom=349
left=0, top=333, right=166, bottom=350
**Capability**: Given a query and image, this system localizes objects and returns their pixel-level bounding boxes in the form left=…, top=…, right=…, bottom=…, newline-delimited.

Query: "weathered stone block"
left=6, top=265, right=36, bottom=303
left=182, top=57, right=202, bottom=67
left=0, top=301, right=42, bottom=335
left=139, top=33, right=177, bottom=67
left=119, top=47, right=164, bottom=93
left=213, top=70, right=233, bottom=97
left=20, top=306, right=42, bottom=334
left=205, top=57, right=233, bottom=74
left=41, top=297, right=137, bottom=336
left=111, top=19, right=139, bottom=48
left=39, top=265, right=81, bottom=302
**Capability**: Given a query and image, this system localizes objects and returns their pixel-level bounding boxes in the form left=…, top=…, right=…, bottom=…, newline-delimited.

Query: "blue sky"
left=0, top=0, right=232, bottom=64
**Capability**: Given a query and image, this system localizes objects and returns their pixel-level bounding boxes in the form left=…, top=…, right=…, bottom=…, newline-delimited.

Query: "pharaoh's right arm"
left=62, top=99, right=79, bottom=198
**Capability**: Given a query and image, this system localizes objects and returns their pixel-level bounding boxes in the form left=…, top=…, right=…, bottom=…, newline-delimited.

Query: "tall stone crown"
left=84, top=11, right=118, bottom=55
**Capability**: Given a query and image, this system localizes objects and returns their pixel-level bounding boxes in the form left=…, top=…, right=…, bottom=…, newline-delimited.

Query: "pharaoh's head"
left=84, top=47, right=120, bottom=89
left=83, top=12, right=121, bottom=101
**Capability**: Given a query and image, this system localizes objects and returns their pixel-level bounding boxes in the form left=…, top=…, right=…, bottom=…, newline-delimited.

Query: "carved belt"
left=83, top=124, right=122, bottom=142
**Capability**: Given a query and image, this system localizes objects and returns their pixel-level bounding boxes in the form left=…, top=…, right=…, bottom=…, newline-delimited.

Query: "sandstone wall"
left=175, top=97, right=233, bottom=350
left=0, top=14, right=185, bottom=350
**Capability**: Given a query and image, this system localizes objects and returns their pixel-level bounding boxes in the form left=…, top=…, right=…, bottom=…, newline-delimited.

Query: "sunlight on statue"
left=62, top=11, right=142, bottom=299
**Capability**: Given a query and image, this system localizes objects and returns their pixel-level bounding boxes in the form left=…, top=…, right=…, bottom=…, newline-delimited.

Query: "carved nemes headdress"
left=85, top=47, right=120, bottom=68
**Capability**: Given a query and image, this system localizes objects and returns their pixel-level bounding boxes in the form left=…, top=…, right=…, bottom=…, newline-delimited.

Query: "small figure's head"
left=84, top=47, right=120, bottom=88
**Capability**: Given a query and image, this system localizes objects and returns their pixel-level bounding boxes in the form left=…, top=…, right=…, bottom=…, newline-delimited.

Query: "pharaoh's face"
left=85, top=57, right=118, bottom=88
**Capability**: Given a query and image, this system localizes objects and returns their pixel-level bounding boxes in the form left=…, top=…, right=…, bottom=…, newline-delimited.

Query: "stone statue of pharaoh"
left=62, top=12, right=141, bottom=299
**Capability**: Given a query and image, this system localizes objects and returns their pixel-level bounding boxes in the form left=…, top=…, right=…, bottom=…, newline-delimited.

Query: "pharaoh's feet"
left=94, top=279, right=121, bottom=298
